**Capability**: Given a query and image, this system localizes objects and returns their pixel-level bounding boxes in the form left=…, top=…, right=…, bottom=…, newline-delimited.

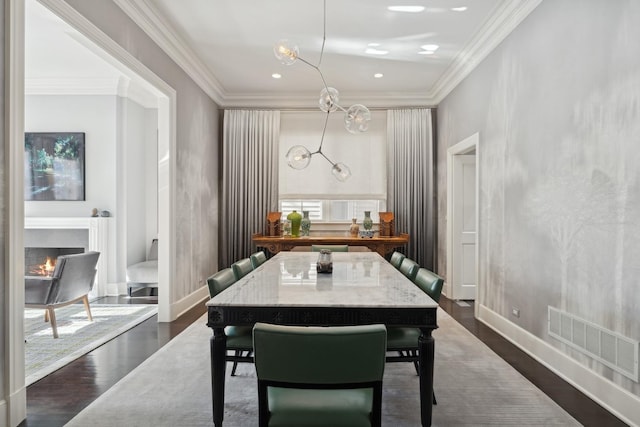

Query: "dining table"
left=206, top=251, right=439, bottom=426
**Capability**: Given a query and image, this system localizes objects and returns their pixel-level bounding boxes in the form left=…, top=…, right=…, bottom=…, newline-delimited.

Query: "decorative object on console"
left=266, top=211, right=282, bottom=237
left=349, top=218, right=359, bottom=237
left=24, top=132, right=86, bottom=201
left=363, top=210, right=373, bottom=231
left=99, top=210, right=110, bottom=217
left=300, top=211, right=311, bottom=236
left=287, top=210, right=302, bottom=237
left=91, top=208, right=98, bottom=217
left=379, top=212, right=395, bottom=237
left=275, top=0, right=371, bottom=182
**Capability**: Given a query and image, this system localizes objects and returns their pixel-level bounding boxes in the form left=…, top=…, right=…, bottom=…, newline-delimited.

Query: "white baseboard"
left=477, top=304, right=640, bottom=427
left=2, top=384, right=27, bottom=427
left=166, top=285, right=209, bottom=322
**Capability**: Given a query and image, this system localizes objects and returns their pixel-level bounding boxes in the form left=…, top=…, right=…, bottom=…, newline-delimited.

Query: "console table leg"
left=419, top=328, right=434, bottom=427
left=211, top=328, right=227, bottom=427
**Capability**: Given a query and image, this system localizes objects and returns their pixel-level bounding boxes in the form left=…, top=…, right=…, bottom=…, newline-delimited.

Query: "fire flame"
left=31, top=257, right=56, bottom=276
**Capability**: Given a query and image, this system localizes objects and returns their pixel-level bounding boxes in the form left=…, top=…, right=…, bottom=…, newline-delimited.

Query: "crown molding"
left=114, top=0, right=225, bottom=105
left=428, top=0, right=543, bottom=104
left=25, top=76, right=158, bottom=108
left=115, top=0, right=541, bottom=108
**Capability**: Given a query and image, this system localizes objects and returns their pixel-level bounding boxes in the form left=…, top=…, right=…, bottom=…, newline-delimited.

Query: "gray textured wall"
left=437, top=0, right=640, bottom=397
left=63, top=0, right=220, bottom=300
left=0, top=0, right=6, bottom=414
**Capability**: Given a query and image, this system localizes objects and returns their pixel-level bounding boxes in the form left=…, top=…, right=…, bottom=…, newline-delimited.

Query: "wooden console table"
left=252, top=233, right=409, bottom=257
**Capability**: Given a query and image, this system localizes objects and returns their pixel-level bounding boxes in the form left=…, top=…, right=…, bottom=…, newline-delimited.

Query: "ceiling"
left=26, top=0, right=540, bottom=108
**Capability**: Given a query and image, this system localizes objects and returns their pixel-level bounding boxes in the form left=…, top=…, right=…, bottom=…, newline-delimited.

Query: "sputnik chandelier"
left=274, top=0, right=371, bottom=182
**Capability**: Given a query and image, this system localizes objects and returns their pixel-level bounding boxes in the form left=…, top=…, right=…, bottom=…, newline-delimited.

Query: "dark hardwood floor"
left=20, top=295, right=627, bottom=426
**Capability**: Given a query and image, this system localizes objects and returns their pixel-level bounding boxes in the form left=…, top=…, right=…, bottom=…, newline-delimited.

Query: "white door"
left=452, top=155, right=477, bottom=300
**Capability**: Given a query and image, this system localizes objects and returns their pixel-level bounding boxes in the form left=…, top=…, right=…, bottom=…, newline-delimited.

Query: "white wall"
left=25, top=94, right=158, bottom=285
left=25, top=95, right=117, bottom=218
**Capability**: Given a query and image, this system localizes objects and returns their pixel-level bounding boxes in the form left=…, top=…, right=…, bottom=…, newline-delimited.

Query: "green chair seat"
left=311, top=245, right=349, bottom=252
left=385, top=325, right=421, bottom=349
left=267, top=388, right=374, bottom=427
left=225, top=326, right=254, bottom=349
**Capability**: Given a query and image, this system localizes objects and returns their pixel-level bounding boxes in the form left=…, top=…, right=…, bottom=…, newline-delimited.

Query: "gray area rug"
left=65, top=310, right=580, bottom=426
left=26, top=303, right=158, bottom=386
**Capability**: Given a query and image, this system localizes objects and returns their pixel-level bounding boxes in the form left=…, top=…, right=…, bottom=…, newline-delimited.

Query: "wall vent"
left=548, top=306, right=639, bottom=382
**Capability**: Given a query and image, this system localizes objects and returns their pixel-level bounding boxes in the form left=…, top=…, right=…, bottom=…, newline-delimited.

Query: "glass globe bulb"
left=318, top=87, right=339, bottom=112
left=286, top=145, right=312, bottom=169
left=344, top=104, right=371, bottom=134
left=331, top=162, right=352, bottom=182
left=273, top=39, right=299, bottom=65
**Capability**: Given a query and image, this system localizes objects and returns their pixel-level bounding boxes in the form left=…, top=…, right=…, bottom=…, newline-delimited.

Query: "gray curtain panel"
left=221, top=110, right=280, bottom=268
left=387, top=108, right=436, bottom=270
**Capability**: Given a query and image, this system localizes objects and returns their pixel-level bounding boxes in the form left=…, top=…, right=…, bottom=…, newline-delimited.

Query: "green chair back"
left=231, top=258, right=253, bottom=280
left=413, top=268, right=444, bottom=303
left=398, top=257, right=419, bottom=281
left=253, top=323, right=386, bottom=427
left=250, top=251, right=268, bottom=269
left=311, top=245, right=349, bottom=252
left=206, top=268, right=236, bottom=298
left=389, top=251, right=405, bottom=269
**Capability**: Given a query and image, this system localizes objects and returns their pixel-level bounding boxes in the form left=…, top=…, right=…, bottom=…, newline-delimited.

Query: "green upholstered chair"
left=389, top=251, right=405, bottom=269
left=231, top=257, right=254, bottom=280
left=250, top=251, right=268, bottom=269
left=206, top=268, right=253, bottom=376
left=414, top=268, right=444, bottom=303
left=398, top=257, right=419, bottom=281
left=253, top=323, right=387, bottom=427
left=386, top=267, right=444, bottom=403
left=311, top=244, right=349, bottom=252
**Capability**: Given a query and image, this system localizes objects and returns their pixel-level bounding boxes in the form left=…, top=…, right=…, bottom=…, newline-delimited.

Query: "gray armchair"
left=25, top=251, right=100, bottom=338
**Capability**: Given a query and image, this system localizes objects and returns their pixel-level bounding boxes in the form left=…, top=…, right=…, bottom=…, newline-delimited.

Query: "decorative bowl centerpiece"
left=316, top=249, right=333, bottom=274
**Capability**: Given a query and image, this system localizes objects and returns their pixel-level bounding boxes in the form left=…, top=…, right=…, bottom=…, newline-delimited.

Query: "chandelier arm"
left=298, top=57, right=331, bottom=95
left=315, top=110, right=331, bottom=154
left=317, top=150, right=336, bottom=166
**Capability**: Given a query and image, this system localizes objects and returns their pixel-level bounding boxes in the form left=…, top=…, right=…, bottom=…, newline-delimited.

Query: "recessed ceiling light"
left=272, top=73, right=282, bottom=79
left=418, top=50, right=435, bottom=55
left=374, top=73, right=384, bottom=78
left=421, top=44, right=439, bottom=51
left=451, top=6, right=468, bottom=12
left=387, top=6, right=425, bottom=13
left=365, top=48, right=389, bottom=55
left=368, top=42, right=381, bottom=47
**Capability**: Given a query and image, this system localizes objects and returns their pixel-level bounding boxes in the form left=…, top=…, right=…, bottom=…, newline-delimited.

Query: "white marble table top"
left=207, top=251, right=438, bottom=309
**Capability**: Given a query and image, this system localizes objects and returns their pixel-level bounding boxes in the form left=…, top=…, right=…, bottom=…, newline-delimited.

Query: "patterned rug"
left=66, top=310, right=580, bottom=426
left=25, top=303, right=158, bottom=386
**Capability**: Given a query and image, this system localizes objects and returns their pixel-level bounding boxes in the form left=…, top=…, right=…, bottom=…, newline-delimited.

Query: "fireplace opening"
left=25, top=247, right=84, bottom=276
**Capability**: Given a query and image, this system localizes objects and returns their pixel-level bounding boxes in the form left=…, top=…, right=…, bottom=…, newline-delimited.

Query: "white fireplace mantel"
left=24, top=217, right=112, bottom=297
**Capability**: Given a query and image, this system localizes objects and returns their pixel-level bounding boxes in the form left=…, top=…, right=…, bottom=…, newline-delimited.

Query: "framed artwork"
left=24, top=132, right=86, bottom=201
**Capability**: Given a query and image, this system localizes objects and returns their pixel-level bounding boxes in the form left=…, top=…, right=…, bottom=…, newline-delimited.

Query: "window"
left=280, top=199, right=385, bottom=223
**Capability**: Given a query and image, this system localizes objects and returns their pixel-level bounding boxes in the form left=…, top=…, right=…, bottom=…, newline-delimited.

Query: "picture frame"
left=24, top=132, right=86, bottom=201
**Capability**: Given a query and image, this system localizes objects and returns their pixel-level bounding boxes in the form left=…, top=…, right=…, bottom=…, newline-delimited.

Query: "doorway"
left=446, top=133, right=479, bottom=301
